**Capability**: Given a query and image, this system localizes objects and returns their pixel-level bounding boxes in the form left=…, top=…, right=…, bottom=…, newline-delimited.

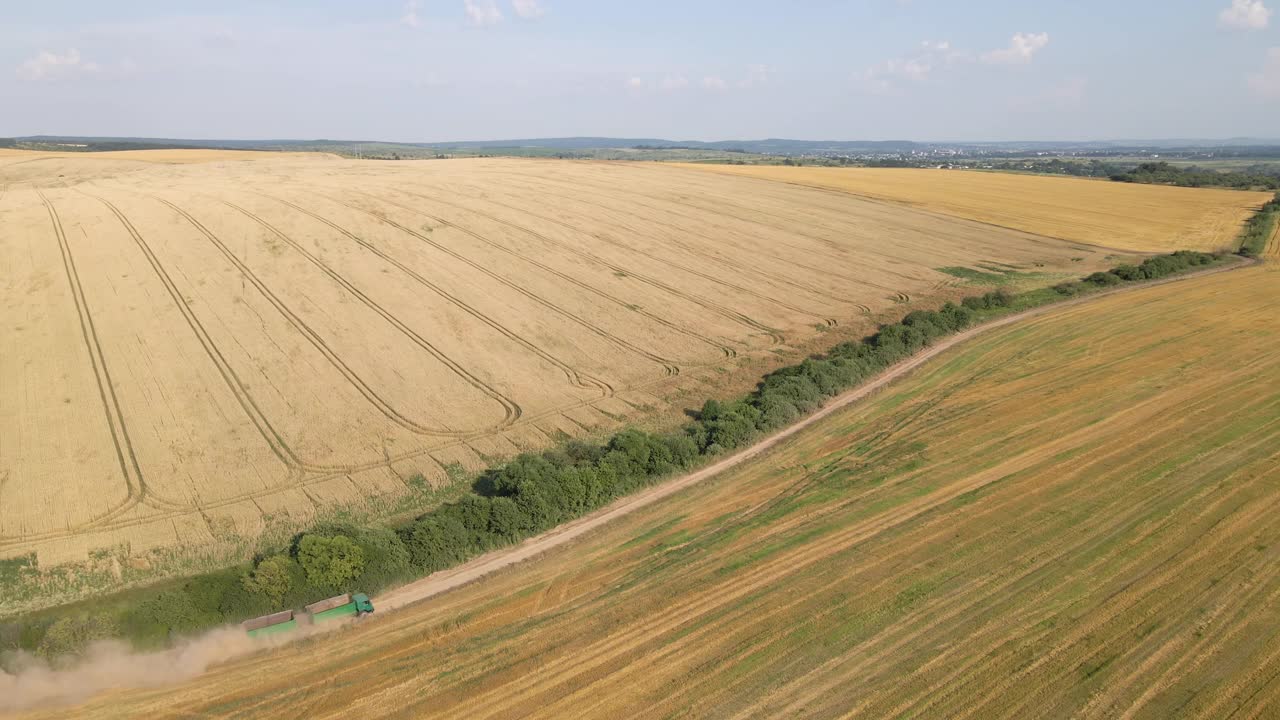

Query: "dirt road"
left=374, top=255, right=1253, bottom=613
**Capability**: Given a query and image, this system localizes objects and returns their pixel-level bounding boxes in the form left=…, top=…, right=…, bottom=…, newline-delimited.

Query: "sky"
left=1, top=0, right=1278, bottom=142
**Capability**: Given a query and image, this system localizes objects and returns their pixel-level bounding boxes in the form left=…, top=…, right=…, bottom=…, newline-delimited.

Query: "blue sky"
left=2, top=1, right=1278, bottom=141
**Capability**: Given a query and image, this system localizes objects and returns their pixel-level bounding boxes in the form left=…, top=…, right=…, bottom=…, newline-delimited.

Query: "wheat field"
left=38, top=253, right=1280, bottom=719
left=0, top=152, right=1125, bottom=574
left=678, top=163, right=1270, bottom=252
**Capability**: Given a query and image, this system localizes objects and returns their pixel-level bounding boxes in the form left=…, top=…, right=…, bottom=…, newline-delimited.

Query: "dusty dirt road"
left=375, top=254, right=1253, bottom=613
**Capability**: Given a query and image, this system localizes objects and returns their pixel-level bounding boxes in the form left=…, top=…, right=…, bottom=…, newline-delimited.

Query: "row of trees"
left=3, top=250, right=1225, bottom=658
left=1111, top=162, right=1280, bottom=191
left=1052, top=251, right=1219, bottom=296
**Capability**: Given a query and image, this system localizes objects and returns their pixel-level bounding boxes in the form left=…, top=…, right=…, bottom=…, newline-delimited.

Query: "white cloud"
left=981, top=32, right=1050, bottom=65
left=627, top=66, right=769, bottom=93
left=861, top=42, right=955, bottom=92
left=464, top=0, right=503, bottom=26
left=512, top=0, right=546, bottom=19
left=1249, top=47, right=1280, bottom=98
left=401, top=0, right=422, bottom=28
left=624, top=74, right=694, bottom=92
left=16, top=49, right=100, bottom=81
left=1220, top=0, right=1272, bottom=29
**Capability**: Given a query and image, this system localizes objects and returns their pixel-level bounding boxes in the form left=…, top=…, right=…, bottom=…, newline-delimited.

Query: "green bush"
left=36, top=614, right=119, bottom=660
left=297, top=535, right=366, bottom=590
left=241, top=554, right=294, bottom=603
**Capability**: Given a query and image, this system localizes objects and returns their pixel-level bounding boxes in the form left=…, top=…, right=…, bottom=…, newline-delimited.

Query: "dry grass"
left=0, top=154, right=1117, bottom=581
left=676, top=164, right=1271, bottom=252
left=34, top=260, right=1280, bottom=719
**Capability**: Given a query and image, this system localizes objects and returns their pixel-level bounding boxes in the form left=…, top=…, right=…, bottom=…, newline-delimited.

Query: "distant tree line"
left=1110, top=161, right=1280, bottom=191
left=857, top=157, right=1280, bottom=190
left=0, top=248, right=1228, bottom=659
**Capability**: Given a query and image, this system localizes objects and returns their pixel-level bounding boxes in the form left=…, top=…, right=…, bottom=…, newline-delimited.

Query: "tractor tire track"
left=340, top=187, right=744, bottom=358
left=379, top=182, right=834, bottom=330
left=465, top=170, right=908, bottom=300
left=461, top=167, right=933, bottom=286
left=342, top=185, right=787, bottom=346
left=621, top=161, right=1117, bottom=256
left=473, top=175, right=863, bottom=309
left=37, top=190, right=191, bottom=522
left=223, top=196, right=614, bottom=398
left=304, top=189, right=686, bottom=376
left=0, top=367, right=694, bottom=548
left=147, top=193, right=522, bottom=435
left=79, top=190, right=324, bottom=478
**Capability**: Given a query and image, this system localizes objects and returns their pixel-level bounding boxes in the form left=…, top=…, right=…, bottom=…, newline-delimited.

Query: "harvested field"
left=677, top=163, right=1270, bottom=252
left=0, top=152, right=1125, bottom=582
left=33, top=260, right=1280, bottom=719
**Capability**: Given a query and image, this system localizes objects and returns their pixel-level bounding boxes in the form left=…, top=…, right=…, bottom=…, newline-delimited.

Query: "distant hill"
left=8, top=135, right=1280, bottom=157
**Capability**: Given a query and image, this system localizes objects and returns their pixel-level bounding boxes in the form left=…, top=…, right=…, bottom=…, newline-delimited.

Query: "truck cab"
left=353, top=593, right=374, bottom=615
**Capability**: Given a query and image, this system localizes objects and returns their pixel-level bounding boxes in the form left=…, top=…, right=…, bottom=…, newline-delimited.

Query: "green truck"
left=243, top=592, right=375, bottom=637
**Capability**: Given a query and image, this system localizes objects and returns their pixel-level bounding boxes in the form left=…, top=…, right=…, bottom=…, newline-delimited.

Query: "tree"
left=241, top=554, right=294, bottom=603
left=487, top=496, right=525, bottom=539
left=402, top=517, right=470, bottom=571
left=36, top=614, right=119, bottom=660
left=297, top=535, right=365, bottom=589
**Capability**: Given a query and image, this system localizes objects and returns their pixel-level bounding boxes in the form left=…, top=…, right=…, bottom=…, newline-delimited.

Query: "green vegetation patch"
left=938, top=266, right=1015, bottom=285
left=1237, top=193, right=1280, bottom=256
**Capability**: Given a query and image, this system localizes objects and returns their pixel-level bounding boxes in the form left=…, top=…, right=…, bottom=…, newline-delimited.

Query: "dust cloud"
left=0, top=626, right=302, bottom=714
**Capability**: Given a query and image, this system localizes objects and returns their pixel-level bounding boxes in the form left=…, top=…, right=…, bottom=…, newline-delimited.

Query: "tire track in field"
left=304, top=190, right=686, bottom=376
left=462, top=166, right=944, bottom=286
left=79, top=190, right=322, bottom=478
left=221, top=196, right=614, bottom=399
left=345, top=185, right=788, bottom=345
left=0, top=364, right=691, bottom=548
left=380, top=182, right=837, bottom=329
left=147, top=193, right=522, bottom=435
left=466, top=170, right=910, bottom=300
left=469, top=174, right=867, bottom=308
left=461, top=166, right=873, bottom=258
left=628, top=161, right=1115, bottom=256
left=36, top=190, right=191, bottom=523
left=289, top=188, right=741, bottom=360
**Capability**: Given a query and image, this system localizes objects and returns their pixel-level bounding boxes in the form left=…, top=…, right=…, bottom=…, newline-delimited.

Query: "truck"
left=243, top=592, right=375, bottom=637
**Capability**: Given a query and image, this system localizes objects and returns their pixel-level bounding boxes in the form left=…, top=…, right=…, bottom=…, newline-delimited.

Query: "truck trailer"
left=243, top=592, right=374, bottom=637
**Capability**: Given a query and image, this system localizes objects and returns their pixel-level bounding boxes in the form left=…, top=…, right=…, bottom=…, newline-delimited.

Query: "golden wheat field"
left=678, top=163, right=1271, bottom=252
left=36, top=253, right=1280, bottom=720
left=0, top=150, right=1129, bottom=577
